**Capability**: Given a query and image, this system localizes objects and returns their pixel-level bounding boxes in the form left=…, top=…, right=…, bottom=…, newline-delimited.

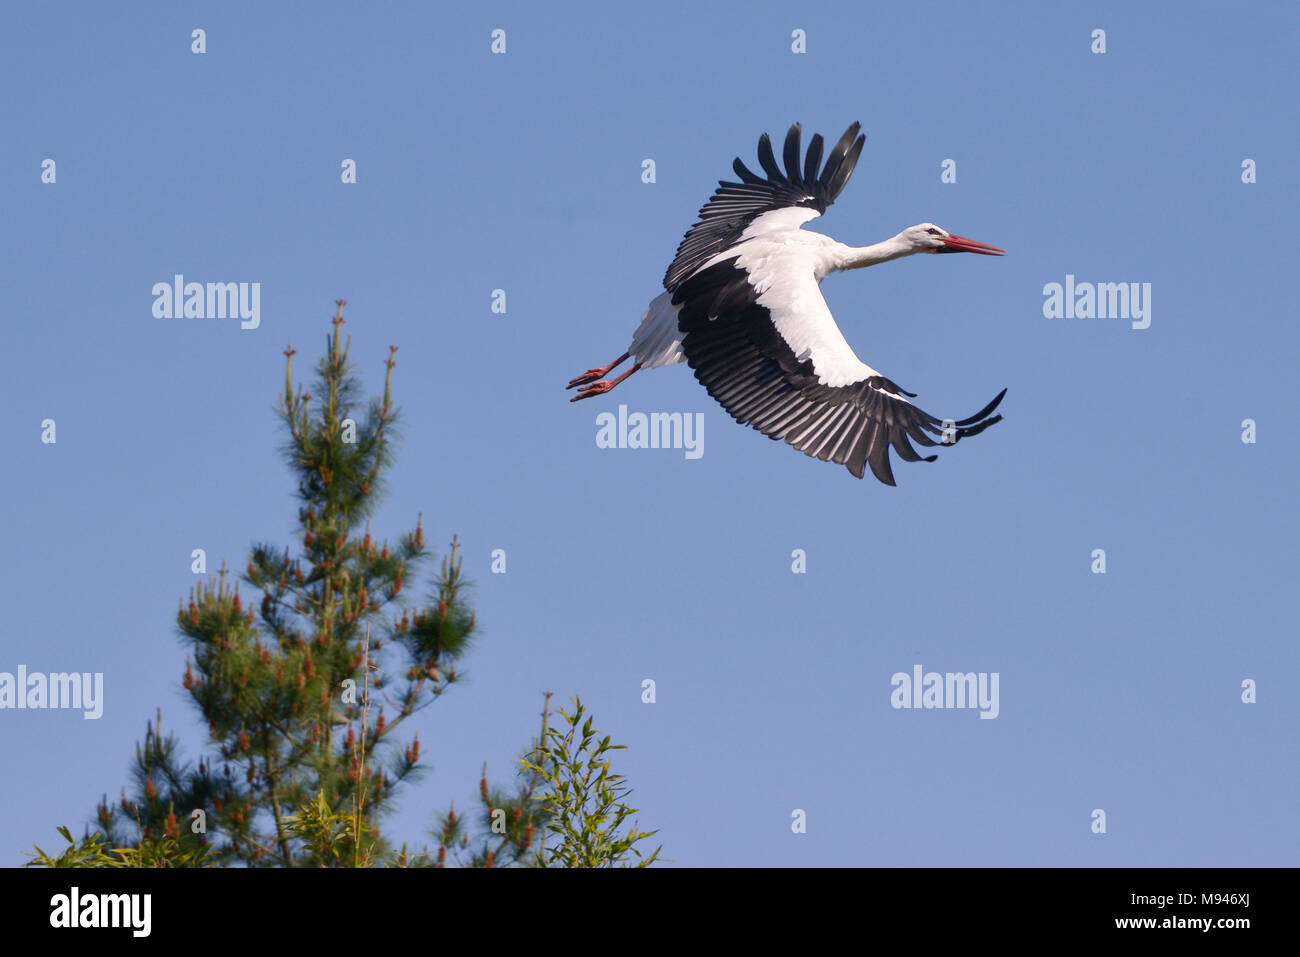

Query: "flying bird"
left=566, top=122, right=1007, bottom=485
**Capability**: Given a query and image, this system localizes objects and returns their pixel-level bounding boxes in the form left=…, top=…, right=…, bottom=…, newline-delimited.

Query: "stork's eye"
left=925, top=228, right=940, bottom=236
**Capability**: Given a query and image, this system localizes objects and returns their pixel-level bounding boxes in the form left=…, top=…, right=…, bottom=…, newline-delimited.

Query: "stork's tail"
left=627, top=291, right=685, bottom=369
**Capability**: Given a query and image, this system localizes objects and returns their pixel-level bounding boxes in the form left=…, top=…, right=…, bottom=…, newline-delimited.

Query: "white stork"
left=566, top=122, right=1007, bottom=485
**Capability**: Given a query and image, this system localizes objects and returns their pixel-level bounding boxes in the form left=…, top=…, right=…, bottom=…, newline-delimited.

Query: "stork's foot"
left=566, top=368, right=611, bottom=390
left=565, top=352, right=631, bottom=391
left=570, top=380, right=615, bottom=402
left=567, top=359, right=643, bottom=402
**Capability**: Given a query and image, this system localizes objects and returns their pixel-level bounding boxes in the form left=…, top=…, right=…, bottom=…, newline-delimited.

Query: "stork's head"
left=903, top=223, right=1005, bottom=256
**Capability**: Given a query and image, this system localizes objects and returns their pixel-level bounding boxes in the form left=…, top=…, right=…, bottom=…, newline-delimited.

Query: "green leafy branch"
left=520, top=696, right=661, bottom=868
left=26, top=826, right=214, bottom=869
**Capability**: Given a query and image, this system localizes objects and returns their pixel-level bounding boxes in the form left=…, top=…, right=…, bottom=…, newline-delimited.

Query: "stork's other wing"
left=663, top=122, right=866, bottom=293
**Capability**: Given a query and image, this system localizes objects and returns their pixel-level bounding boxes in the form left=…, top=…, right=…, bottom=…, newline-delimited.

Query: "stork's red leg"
left=566, top=352, right=631, bottom=390
left=570, top=362, right=643, bottom=402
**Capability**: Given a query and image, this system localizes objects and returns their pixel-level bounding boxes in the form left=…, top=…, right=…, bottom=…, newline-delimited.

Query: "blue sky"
left=3, top=1, right=1296, bottom=866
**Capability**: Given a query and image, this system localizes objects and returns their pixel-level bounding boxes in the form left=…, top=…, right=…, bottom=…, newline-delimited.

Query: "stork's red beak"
left=938, top=234, right=1004, bottom=256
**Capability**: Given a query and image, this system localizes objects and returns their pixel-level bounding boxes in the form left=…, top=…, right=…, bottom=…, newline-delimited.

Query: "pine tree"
left=87, top=302, right=543, bottom=866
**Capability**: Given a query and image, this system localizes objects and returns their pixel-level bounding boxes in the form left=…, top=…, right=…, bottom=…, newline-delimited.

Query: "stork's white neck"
left=834, top=234, right=916, bottom=271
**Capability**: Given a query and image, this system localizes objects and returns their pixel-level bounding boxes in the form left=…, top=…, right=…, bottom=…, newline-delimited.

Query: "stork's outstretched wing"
left=663, top=122, right=866, bottom=293
left=674, top=257, right=1006, bottom=485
